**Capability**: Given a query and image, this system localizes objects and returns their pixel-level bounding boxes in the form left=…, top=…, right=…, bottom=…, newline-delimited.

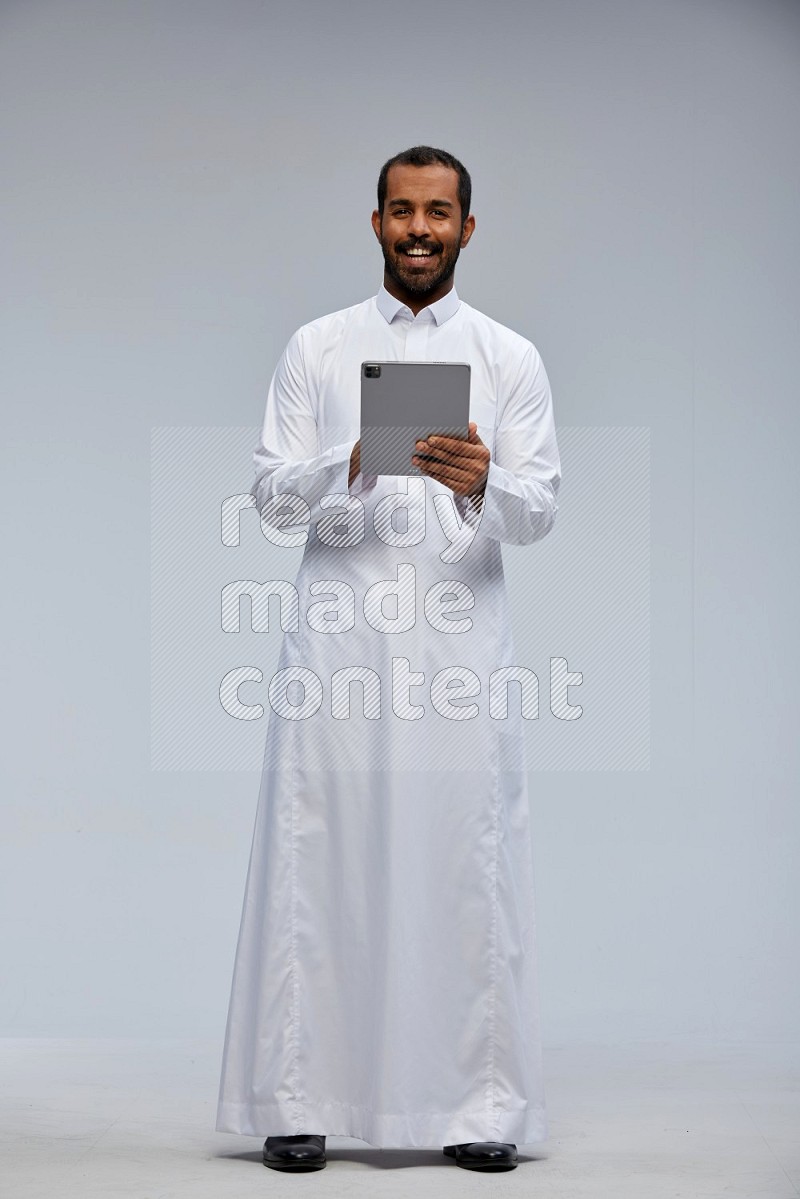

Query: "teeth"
left=406, top=250, right=433, bottom=256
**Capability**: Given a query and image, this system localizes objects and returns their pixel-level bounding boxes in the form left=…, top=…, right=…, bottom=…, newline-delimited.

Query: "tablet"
left=360, top=361, right=471, bottom=476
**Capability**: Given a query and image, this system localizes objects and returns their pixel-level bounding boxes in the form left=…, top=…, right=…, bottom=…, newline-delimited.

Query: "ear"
left=460, top=214, right=476, bottom=248
left=371, top=209, right=382, bottom=241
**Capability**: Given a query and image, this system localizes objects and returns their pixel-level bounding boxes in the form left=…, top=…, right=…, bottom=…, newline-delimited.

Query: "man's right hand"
left=348, top=438, right=361, bottom=487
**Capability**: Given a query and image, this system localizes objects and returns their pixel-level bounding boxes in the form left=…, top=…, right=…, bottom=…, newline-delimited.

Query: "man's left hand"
left=411, top=421, right=490, bottom=499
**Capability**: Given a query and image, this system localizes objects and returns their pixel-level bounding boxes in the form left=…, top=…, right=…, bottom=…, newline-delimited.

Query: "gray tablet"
left=360, top=360, right=471, bottom=476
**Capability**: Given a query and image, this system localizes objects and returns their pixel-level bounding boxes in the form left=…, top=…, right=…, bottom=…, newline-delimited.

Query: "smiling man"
left=216, top=146, right=562, bottom=1174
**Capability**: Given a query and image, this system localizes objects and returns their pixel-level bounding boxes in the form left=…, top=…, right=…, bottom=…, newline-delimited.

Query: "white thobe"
left=216, top=282, right=561, bottom=1148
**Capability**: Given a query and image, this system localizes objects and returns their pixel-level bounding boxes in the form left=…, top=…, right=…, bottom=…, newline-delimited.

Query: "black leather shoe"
left=443, top=1141, right=518, bottom=1170
left=263, top=1134, right=326, bottom=1171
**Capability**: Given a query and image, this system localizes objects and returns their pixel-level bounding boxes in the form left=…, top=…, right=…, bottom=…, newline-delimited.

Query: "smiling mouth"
left=401, top=248, right=439, bottom=265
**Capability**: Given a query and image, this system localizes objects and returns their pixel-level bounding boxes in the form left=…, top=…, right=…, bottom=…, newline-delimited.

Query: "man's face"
left=372, top=163, right=474, bottom=297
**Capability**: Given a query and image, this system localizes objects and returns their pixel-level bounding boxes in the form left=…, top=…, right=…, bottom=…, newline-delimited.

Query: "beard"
left=380, top=231, right=463, bottom=296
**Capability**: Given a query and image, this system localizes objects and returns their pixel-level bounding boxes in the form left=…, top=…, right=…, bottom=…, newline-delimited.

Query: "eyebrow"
left=387, top=197, right=455, bottom=208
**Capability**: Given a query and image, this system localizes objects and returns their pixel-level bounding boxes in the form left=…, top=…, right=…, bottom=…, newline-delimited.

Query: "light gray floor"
left=3, top=1039, right=798, bottom=1198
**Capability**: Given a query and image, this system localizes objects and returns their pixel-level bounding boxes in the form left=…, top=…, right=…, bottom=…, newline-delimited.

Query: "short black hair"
left=377, top=145, right=472, bottom=228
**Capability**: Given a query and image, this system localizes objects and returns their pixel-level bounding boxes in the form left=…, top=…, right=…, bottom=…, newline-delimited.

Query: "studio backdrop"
left=1, top=0, right=797, bottom=1047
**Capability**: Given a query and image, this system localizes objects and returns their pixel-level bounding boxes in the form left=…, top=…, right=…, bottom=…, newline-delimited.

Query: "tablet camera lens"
left=365, top=365, right=381, bottom=378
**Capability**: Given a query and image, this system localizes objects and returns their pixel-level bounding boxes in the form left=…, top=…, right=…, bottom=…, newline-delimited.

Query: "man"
left=216, top=146, right=561, bottom=1173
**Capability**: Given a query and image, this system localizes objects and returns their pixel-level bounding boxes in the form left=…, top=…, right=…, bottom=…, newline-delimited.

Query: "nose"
left=408, top=209, right=432, bottom=239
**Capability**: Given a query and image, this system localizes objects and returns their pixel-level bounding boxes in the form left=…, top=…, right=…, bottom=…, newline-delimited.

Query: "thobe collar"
left=376, top=282, right=461, bottom=326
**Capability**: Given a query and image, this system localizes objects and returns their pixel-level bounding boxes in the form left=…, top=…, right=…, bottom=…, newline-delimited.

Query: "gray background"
left=1, top=0, right=798, bottom=1045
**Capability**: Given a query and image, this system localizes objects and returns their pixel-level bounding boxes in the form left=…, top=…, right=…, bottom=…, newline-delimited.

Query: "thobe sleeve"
left=250, top=328, right=372, bottom=527
left=458, top=343, right=561, bottom=545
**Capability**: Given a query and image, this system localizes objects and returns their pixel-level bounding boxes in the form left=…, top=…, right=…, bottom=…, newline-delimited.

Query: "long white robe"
left=215, top=283, right=561, bottom=1148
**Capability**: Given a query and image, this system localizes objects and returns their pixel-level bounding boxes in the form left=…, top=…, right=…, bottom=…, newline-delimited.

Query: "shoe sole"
left=455, top=1159, right=518, bottom=1170
left=263, top=1158, right=326, bottom=1171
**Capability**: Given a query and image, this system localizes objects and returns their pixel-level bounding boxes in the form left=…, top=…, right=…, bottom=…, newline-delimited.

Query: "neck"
left=382, top=273, right=455, bottom=317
